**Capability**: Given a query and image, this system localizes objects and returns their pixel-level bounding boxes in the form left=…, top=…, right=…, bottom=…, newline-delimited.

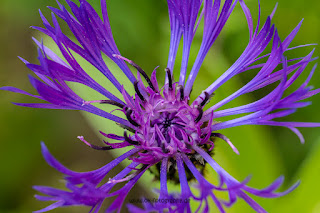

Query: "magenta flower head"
left=1, top=0, right=320, bottom=212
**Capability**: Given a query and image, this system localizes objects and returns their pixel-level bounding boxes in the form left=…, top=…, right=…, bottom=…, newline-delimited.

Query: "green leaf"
left=273, top=137, right=320, bottom=213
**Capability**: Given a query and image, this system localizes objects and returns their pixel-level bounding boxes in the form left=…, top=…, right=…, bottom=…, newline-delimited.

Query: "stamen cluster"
left=106, top=56, right=214, bottom=165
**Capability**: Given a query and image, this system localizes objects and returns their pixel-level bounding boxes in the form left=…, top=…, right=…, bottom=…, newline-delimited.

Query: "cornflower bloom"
left=1, top=0, right=320, bottom=212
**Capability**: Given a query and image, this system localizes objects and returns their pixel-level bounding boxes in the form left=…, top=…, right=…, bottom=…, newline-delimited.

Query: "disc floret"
left=118, top=62, right=214, bottom=164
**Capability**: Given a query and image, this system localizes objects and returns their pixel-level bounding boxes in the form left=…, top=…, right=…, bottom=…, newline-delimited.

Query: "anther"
left=124, top=132, right=140, bottom=145
left=172, top=122, right=185, bottom=128
left=161, top=143, right=169, bottom=153
left=113, top=54, right=156, bottom=91
left=125, top=108, right=140, bottom=127
left=134, top=81, right=145, bottom=102
left=195, top=105, right=203, bottom=123
left=200, top=92, right=211, bottom=107
left=211, top=133, right=239, bottom=155
left=108, top=173, right=136, bottom=184
left=178, top=85, right=185, bottom=101
left=83, top=100, right=124, bottom=108
left=77, top=136, right=113, bottom=150
left=165, top=68, right=173, bottom=89
left=116, top=123, right=135, bottom=133
left=99, top=100, right=125, bottom=108
left=108, top=165, right=148, bottom=184
left=187, top=87, right=193, bottom=104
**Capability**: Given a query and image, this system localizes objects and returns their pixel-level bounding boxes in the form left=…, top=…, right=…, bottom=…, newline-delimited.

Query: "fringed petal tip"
left=263, top=178, right=300, bottom=198
left=281, top=180, right=301, bottom=196
left=17, top=56, right=29, bottom=64
left=40, top=141, right=49, bottom=156
left=32, top=201, right=65, bottom=213
left=0, top=86, right=42, bottom=100
left=40, top=142, right=77, bottom=176
left=243, top=175, right=300, bottom=198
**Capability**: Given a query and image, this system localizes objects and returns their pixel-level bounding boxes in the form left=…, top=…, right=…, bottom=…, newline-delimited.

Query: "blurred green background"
left=1, top=0, right=320, bottom=212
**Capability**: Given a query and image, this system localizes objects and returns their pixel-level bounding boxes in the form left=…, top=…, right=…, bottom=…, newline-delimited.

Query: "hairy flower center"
left=83, top=58, right=221, bottom=183
left=109, top=65, right=218, bottom=184
left=130, top=80, right=215, bottom=183
left=130, top=83, right=204, bottom=156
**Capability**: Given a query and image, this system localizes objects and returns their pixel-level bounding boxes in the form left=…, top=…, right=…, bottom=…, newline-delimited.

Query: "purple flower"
left=1, top=0, right=320, bottom=212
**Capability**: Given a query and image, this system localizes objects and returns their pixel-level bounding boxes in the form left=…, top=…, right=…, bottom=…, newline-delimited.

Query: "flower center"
left=81, top=60, right=222, bottom=183
left=128, top=82, right=202, bottom=157
left=113, top=65, right=217, bottom=183
left=126, top=72, right=216, bottom=183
